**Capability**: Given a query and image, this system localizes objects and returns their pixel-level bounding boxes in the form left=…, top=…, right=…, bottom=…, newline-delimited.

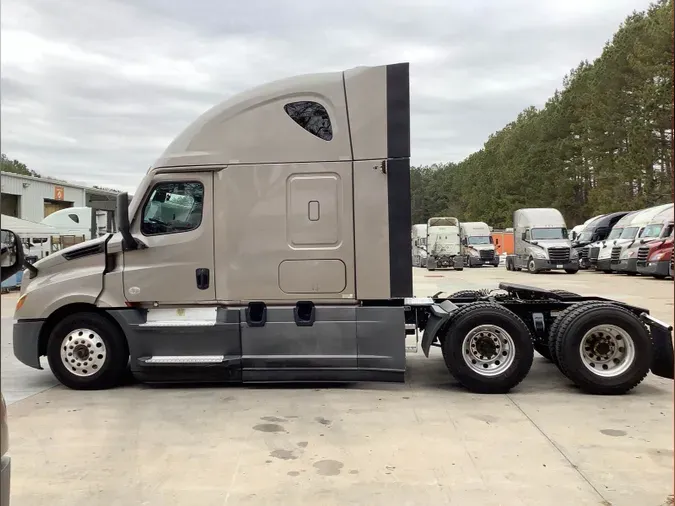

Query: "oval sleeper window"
left=284, top=101, right=333, bottom=141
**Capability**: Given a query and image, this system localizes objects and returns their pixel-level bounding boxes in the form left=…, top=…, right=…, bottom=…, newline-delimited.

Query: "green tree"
left=410, top=0, right=673, bottom=229
left=0, top=153, right=40, bottom=177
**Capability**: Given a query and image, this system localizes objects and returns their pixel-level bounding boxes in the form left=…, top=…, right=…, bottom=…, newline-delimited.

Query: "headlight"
left=570, top=249, right=579, bottom=259
left=469, top=249, right=479, bottom=257
left=598, top=248, right=612, bottom=259
left=652, top=251, right=665, bottom=261
left=620, top=249, right=635, bottom=259
left=531, top=248, right=547, bottom=259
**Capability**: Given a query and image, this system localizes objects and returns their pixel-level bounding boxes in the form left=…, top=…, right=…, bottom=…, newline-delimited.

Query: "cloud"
left=1, top=0, right=653, bottom=191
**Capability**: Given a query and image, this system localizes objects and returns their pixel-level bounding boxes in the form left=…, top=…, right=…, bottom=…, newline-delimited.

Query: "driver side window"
left=141, top=181, right=204, bottom=236
left=524, top=229, right=531, bottom=241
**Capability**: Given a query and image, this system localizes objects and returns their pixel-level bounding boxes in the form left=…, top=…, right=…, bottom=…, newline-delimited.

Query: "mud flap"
left=421, top=300, right=458, bottom=357
left=640, top=313, right=674, bottom=380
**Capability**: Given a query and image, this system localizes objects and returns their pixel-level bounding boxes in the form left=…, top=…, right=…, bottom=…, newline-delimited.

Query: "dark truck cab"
left=575, top=212, right=629, bottom=269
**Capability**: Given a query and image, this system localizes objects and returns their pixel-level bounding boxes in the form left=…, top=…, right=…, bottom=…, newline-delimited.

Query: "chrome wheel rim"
left=60, top=328, right=106, bottom=377
left=578, top=325, right=635, bottom=377
left=528, top=260, right=536, bottom=272
left=462, top=325, right=515, bottom=376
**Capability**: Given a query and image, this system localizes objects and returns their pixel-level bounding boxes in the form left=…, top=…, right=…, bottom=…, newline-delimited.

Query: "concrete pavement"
left=2, top=268, right=673, bottom=506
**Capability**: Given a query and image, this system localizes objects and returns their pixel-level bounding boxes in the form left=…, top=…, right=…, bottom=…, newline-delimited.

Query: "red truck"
left=636, top=234, right=674, bottom=279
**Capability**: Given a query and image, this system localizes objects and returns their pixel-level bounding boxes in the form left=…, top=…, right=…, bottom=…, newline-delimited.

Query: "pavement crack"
left=507, top=394, right=610, bottom=504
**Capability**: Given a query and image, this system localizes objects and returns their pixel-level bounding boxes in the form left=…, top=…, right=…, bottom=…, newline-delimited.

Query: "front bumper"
left=13, top=320, right=44, bottom=370
left=637, top=260, right=671, bottom=277
left=467, top=256, right=499, bottom=267
left=611, top=258, right=638, bottom=273
left=1, top=455, right=10, bottom=506
left=427, top=256, right=463, bottom=269
left=532, top=258, right=579, bottom=272
left=596, top=258, right=612, bottom=271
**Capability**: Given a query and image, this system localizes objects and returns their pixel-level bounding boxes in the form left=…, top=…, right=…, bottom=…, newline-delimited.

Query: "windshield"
left=578, top=230, right=593, bottom=242
left=531, top=228, right=568, bottom=240
left=607, top=227, right=623, bottom=240
left=641, top=224, right=663, bottom=239
left=619, top=226, right=639, bottom=239
left=468, top=236, right=491, bottom=245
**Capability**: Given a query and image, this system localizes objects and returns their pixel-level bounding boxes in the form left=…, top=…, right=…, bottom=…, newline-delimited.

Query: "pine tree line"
left=411, top=0, right=673, bottom=229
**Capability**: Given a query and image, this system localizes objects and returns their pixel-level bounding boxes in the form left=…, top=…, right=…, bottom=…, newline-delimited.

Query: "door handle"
left=196, top=268, right=210, bottom=290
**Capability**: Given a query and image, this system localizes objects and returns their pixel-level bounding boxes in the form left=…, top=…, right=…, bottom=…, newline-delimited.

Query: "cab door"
left=122, top=171, right=215, bottom=304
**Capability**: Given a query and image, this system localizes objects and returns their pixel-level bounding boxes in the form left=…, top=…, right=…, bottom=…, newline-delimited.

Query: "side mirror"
left=521, top=232, right=527, bottom=241
left=1, top=229, right=25, bottom=282
left=116, top=192, right=138, bottom=251
left=531, top=240, right=539, bottom=246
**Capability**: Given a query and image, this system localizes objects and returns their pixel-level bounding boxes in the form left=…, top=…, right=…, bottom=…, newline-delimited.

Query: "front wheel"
left=527, top=257, right=539, bottom=274
left=565, top=269, right=578, bottom=274
left=47, top=312, right=129, bottom=390
left=441, top=302, right=534, bottom=393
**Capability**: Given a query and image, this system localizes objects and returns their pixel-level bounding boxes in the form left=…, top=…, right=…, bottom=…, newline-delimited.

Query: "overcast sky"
left=1, top=0, right=654, bottom=192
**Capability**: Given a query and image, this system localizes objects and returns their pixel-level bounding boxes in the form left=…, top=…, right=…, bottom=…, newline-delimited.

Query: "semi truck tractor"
left=571, top=214, right=604, bottom=268
left=10, top=62, right=674, bottom=396
left=411, top=224, right=428, bottom=267
left=425, top=217, right=463, bottom=271
left=595, top=211, right=640, bottom=273
left=609, top=203, right=673, bottom=275
left=505, top=208, right=579, bottom=274
left=578, top=212, right=630, bottom=269
left=460, top=222, right=499, bottom=267
left=636, top=230, right=674, bottom=280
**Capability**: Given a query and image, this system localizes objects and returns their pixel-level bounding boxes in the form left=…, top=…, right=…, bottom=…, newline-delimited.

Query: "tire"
left=547, top=302, right=609, bottom=368
left=527, top=257, right=539, bottom=274
left=653, top=275, right=666, bottom=280
left=565, top=269, right=578, bottom=274
left=47, top=311, right=129, bottom=390
left=440, top=302, right=534, bottom=393
left=454, top=267, right=464, bottom=271
left=506, top=259, right=512, bottom=271
left=554, top=304, right=651, bottom=394
left=449, top=290, right=482, bottom=299
left=533, top=342, right=552, bottom=360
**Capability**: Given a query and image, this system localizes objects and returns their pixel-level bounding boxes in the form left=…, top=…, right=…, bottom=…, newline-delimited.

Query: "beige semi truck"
left=9, top=62, right=675, bottom=395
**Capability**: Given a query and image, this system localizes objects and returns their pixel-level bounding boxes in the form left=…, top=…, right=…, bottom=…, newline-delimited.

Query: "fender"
left=641, top=313, right=675, bottom=379
left=421, top=300, right=458, bottom=357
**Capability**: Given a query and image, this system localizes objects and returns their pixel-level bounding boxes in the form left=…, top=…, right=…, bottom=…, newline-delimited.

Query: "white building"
left=0, top=171, right=118, bottom=224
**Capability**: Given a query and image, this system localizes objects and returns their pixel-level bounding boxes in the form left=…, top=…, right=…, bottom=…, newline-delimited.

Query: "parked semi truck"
left=571, top=214, right=604, bottom=268
left=425, top=217, right=463, bottom=271
left=10, top=62, right=674, bottom=396
left=595, top=211, right=640, bottom=273
left=636, top=228, right=674, bottom=280
left=627, top=207, right=674, bottom=278
left=411, top=224, right=428, bottom=268
left=460, top=222, right=499, bottom=267
left=578, top=212, right=630, bottom=269
left=505, top=208, right=579, bottom=274
left=609, top=204, right=673, bottom=275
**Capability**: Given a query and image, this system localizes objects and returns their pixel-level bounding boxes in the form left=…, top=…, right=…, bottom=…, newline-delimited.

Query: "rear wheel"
left=440, top=303, right=534, bottom=393
left=547, top=302, right=608, bottom=368
left=554, top=304, right=651, bottom=394
left=449, top=290, right=482, bottom=299
left=47, top=312, right=129, bottom=390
